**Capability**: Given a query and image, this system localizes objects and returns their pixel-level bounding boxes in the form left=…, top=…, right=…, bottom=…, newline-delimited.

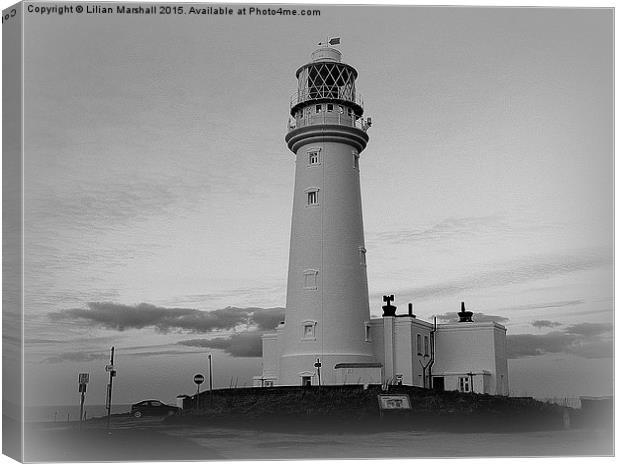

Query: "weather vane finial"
left=318, top=37, right=341, bottom=47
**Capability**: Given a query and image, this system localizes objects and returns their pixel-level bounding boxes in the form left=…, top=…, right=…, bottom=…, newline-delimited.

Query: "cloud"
left=50, top=303, right=285, bottom=333
left=563, top=322, right=613, bottom=337
left=41, top=352, right=108, bottom=364
left=434, top=312, right=509, bottom=323
left=382, top=249, right=611, bottom=302
left=531, top=320, right=562, bottom=329
left=178, top=332, right=263, bottom=357
left=367, top=215, right=509, bottom=246
left=501, top=300, right=584, bottom=312
left=251, top=308, right=285, bottom=330
left=508, top=323, right=613, bottom=359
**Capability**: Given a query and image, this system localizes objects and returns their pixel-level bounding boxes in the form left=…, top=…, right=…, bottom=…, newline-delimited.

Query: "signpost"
left=105, top=347, right=116, bottom=430
left=78, top=373, right=89, bottom=427
left=194, top=373, right=205, bottom=409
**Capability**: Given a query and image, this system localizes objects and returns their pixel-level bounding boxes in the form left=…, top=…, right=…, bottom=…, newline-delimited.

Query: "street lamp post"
left=314, top=358, right=322, bottom=387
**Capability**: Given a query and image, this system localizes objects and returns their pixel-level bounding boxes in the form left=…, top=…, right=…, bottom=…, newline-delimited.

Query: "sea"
left=25, top=404, right=131, bottom=422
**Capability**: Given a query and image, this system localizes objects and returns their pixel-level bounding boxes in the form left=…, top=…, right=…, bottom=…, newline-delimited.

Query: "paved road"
left=24, top=415, right=613, bottom=461
left=24, top=416, right=220, bottom=462
left=165, top=426, right=614, bottom=459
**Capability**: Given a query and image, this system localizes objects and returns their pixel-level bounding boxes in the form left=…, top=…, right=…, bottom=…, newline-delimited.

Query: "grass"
left=167, top=385, right=572, bottom=433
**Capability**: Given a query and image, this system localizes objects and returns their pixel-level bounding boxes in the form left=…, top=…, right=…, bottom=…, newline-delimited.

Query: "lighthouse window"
left=303, top=269, right=318, bottom=290
left=365, top=323, right=372, bottom=342
left=308, top=150, right=320, bottom=166
left=338, top=105, right=344, bottom=114
left=315, top=104, right=322, bottom=114
left=352, top=151, right=359, bottom=169
left=327, top=104, right=334, bottom=112
left=424, top=336, right=429, bottom=356
left=302, top=321, right=317, bottom=339
left=359, top=246, right=367, bottom=266
left=307, top=191, right=318, bottom=206
left=416, top=334, right=422, bottom=355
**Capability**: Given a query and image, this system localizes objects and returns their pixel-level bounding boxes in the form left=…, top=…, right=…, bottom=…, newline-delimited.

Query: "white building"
left=254, top=45, right=509, bottom=396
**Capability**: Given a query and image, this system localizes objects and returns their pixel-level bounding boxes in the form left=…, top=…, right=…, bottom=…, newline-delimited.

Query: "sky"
left=11, top=5, right=613, bottom=407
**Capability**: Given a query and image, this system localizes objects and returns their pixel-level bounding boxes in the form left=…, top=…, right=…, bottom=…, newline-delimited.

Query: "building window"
left=303, top=269, right=318, bottom=290
left=264, top=380, right=274, bottom=387
left=327, top=103, right=334, bottom=112
left=365, top=323, right=371, bottom=342
left=424, top=335, right=429, bottom=357
left=416, top=334, right=422, bottom=355
left=307, top=191, right=318, bottom=206
left=352, top=150, right=359, bottom=169
left=458, top=376, right=471, bottom=393
left=315, top=104, right=322, bottom=114
left=308, top=149, right=320, bottom=166
left=359, top=246, right=367, bottom=266
left=302, top=376, right=312, bottom=386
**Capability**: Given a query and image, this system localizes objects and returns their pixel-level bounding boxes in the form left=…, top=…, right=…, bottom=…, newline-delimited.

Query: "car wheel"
left=133, top=411, right=142, bottom=418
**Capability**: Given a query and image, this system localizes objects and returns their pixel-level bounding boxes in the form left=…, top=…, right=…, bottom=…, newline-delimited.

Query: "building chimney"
left=408, top=303, right=416, bottom=318
left=382, top=294, right=397, bottom=317
left=457, top=301, right=474, bottom=322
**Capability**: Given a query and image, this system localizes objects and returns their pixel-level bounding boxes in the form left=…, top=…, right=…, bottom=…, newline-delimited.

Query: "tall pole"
left=79, top=391, right=85, bottom=428
left=208, top=354, right=213, bottom=407
left=208, top=354, right=213, bottom=392
left=106, top=346, right=115, bottom=430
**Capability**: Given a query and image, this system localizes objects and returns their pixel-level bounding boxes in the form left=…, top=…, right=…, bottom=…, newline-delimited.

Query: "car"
left=130, top=400, right=180, bottom=418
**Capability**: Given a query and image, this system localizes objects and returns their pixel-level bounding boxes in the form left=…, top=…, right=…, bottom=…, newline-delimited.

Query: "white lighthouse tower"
left=274, top=43, right=378, bottom=386
left=255, top=43, right=509, bottom=392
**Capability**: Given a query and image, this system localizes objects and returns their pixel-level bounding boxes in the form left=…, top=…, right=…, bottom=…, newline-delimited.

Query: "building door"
left=432, top=376, right=445, bottom=391
left=301, top=376, right=312, bottom=387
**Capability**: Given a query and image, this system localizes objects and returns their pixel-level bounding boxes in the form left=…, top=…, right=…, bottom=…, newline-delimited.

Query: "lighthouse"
left=273, top=42, right=378, bottom=386
left=255, top=42, right=509, bottom=393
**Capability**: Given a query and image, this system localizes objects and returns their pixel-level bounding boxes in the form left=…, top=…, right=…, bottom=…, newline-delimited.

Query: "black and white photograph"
left=2, top=2, right=614, bottom=461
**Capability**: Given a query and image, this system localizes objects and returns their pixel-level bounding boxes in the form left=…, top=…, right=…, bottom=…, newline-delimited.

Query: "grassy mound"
left=167, top=385, right=569, bottom=433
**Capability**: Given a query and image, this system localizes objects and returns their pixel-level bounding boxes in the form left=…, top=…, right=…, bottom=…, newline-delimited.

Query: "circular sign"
left=314, top=362, right=322, bottom=368
left=193, top=374, right=205, bottom=385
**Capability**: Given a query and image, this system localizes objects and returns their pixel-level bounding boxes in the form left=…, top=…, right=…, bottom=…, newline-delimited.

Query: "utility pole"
left=105, top=346, right=115, bottom=430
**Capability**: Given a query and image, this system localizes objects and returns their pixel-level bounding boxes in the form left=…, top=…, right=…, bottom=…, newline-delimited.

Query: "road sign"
left=194, top=374, right=205, bottom=385
left=314, top=361, right=322, bottom=368
left=105, top=364, right=114, bottom=372
left=78, top=373, right=89, bottom=384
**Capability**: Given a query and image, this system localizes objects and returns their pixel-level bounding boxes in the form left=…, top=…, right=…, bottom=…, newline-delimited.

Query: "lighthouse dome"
left=311, top=47, right=342, bottom=63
